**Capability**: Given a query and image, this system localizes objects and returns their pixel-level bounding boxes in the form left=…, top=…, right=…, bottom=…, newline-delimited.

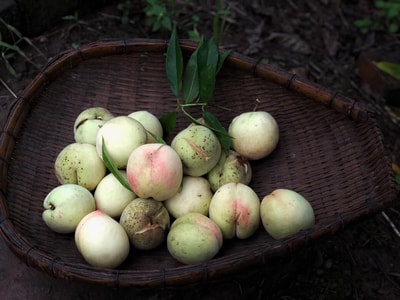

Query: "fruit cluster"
left=42, top=107, right=315, bottom=268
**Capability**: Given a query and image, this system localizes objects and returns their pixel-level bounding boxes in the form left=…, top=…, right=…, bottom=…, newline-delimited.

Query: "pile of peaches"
left=42, top=107, right=315, bottom=269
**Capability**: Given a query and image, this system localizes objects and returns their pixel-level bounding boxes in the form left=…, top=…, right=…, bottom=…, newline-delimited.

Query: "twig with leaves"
left=163, top=25, right=232, bottom=152
left=102, top=25, right=233, bottom=188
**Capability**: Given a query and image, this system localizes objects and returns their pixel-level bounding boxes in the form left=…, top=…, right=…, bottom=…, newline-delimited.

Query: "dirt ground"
left=1, top=1, right=400, bottom=299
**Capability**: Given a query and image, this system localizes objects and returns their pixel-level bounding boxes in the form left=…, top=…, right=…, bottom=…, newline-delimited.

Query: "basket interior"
left=1, top=40, right=397, bottom=286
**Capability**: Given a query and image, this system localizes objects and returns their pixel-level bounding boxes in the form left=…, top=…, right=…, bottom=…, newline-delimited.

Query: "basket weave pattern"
left=0, top=39, right=397, bottom=286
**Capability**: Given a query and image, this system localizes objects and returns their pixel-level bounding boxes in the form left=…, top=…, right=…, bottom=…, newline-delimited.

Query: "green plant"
left=355, top=0, right=400, bottom=34
left=185, top=0, right=231, bottom=45
left=117, top=0, right=135, bottom=25
left=61, top=12, right=91, bottom=49
left=144, top=0, right=173, bottom=32
left=0, top=18, right=46, bottom=77
left=212, top=0, right=231, bottom=46
left=354, top=18, right=374, bottom=34
left=185, top=14, right=201, bottom=41
left=118, top=0, right=231, bottom=43
left=375, top=0, right=400, bottom=33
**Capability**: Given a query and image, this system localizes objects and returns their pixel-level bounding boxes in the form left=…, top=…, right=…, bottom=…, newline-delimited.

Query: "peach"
left=42, top=184, right=96, bottom=234
left=94, top=171, right=136, bottom=219
left=228, top=111, right=279, bottom=160
left=128, top=110, right=163, bottom=143
left=74, top=107, right=114, bottom=145
left=208, top=182, right=260, bottom=239
left=75, top=210, right=130, bottom=269
left=126, top=143, right=183, bottom=201
left=96, top=115, right=147, bottom=169
left=171, top=125, right=221, bottom=176
left=207, top=150, right=252, bottom=192
left=167, top=213, right=223, bottom=264
left=54, top=142, right=106, bottom=191
left=119, top=198, right=170, bottom=250
left=164, top=176, right=213, bottom=218
left=260, top=189, right=315, bottom=239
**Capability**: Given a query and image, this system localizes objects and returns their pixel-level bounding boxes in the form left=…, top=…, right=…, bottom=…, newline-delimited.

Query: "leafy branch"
left=163, top=26, right=232, bottom=152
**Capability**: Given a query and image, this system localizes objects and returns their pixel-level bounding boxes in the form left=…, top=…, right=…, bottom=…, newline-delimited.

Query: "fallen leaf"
left=375, top=61, right=400, bottom=80
left=322, top=27, right=339, bottom=57
left=266, top=32, right=312, bottom=55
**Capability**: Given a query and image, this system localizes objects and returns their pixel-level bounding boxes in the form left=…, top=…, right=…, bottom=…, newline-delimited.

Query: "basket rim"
left=0, top=38, right=397, bottom=287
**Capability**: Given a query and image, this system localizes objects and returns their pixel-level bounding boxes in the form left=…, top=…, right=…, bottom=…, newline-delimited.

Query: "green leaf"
left=0, top=40, right=19, bottom=51
left=152, top=19, right=161, bottom=32
left=212, top=10, right=221, bottom=46
left=2, top=56, right=17, bottom=77
left=212, top=0, right=231, bottom=45
left=4, top=52, right=15, bottom=59
left=183, top=44, right=201, bottom=103
left=147, top=130, right=167, bottom=144
left=101, top=138, right=133, bottom=192
left=161, top=16, right=172, bottom=31
left=159, top=111, right=177, bottom=136
left=166, top=26, right=183, bottom=97
left=199, top=64, right=216, bottom=101
left=197, top=38, right=219, bottom=102
left=202, top=110, right=231, bottom=153
left=375, top=61, right=400, bottom=80
left=197, top=37, right=219, bottom=71
left=1, top=51, right=17, bottom=77
left=0, top=17, right=22, bottom=38
left=395, top=174, right=400, bottom=186
left=216, top=50, right=231, bottom=74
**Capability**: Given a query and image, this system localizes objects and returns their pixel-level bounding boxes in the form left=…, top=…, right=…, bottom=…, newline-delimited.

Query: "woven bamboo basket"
left=0, top=39, right=397, bottom=287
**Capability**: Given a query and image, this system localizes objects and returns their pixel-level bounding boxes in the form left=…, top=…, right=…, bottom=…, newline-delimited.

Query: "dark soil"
left=1, top=1, right=400, bottom=299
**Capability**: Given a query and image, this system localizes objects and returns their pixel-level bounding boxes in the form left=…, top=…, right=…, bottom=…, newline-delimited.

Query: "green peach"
left=42, top=184, right=96, bottom=234
left=74, top=107, right=114, bottom=145
left=207, top=150, right=252, bottom=192
left=54, top=142, right=106, bottom=191
left=167, top=213, right=223, bottom=264
left=171, top=125, right=221, bottom=176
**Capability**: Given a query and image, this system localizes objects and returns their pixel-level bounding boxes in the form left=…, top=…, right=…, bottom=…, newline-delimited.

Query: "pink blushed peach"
left=208, top=182, right=260, bottom=239
left=126, top=143, right=183, bottom=201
